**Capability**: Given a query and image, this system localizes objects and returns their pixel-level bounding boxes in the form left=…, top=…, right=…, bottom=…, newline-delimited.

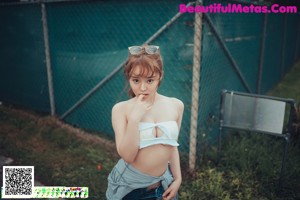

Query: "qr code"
left=2, top=166, right=34, bottom=199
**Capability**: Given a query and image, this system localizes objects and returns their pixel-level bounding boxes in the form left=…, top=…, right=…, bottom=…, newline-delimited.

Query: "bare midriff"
left=131, top=144, right=174, bottom=177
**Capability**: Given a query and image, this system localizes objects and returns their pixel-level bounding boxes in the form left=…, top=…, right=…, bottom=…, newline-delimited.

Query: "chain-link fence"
left=0, top=0, right=299, bottom=171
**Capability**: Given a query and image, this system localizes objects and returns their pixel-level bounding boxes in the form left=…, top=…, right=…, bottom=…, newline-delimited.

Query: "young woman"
left=106, top=45, right=184, bottom=200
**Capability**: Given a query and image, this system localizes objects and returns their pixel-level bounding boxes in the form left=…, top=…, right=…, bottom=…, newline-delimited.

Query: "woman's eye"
left=147, top=79, right=154, bottom=83
left=132, top=79, right=139, bottom=83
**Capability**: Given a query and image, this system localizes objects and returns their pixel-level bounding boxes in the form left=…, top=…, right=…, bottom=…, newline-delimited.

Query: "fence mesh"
left=0, top=4, right=49, bottom=112
left=43, top=0, right=195, bottom=154
left=0, top=0, right=299, bottom=167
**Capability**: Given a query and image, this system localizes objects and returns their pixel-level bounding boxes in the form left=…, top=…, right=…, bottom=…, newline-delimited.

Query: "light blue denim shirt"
left=106, top=159, right=177, bottom=200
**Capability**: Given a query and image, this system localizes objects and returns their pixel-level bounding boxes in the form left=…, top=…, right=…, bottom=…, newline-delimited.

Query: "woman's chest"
left=141, top=103, right=178, bottom=122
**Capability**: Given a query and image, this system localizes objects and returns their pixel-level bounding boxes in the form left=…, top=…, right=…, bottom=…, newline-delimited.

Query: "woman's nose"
left=140, top=82, right=146, bottom=91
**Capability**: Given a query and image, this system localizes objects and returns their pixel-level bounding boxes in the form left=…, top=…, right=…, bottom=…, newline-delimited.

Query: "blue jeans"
left=123, top=185, right=164, bottom=200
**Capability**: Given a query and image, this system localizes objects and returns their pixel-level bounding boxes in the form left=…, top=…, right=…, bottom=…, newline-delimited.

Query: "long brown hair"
left=124, top=46, right=163, bottom=98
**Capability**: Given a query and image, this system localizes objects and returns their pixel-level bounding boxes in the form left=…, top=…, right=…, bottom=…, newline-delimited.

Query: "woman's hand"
left=128, top=94, right=152, bottom=121
left=162, top=179, right=181, bottom=200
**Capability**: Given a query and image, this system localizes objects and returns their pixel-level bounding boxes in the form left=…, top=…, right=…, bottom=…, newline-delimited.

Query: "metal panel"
left=222, top=92, right=286, bottom=135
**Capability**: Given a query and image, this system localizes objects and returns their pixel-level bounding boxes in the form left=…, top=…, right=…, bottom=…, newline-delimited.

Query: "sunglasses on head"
left=128, top=45, right=160, bottom=55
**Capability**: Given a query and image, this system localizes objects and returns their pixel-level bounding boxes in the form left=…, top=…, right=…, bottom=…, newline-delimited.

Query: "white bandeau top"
left=139, top=121, right=179, bottom=149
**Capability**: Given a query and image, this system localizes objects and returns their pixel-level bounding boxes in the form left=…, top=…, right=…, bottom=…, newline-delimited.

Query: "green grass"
left=268, top=61, right=300, bottom=101
left=1, top=62, right=300, bottom=200
left=0, top=108, right=118, bottom=199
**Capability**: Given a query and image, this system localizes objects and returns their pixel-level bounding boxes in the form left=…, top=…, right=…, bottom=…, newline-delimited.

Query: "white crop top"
left=139, top=121, right=179, bottom=149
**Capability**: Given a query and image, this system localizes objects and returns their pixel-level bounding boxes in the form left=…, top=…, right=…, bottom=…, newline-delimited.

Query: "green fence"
left=0, top=0, right=299, bottom=169
left=0, top=4, right=50, bottom=112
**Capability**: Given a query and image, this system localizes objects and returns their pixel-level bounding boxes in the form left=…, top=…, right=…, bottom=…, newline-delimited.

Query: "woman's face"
left=129, top=66, right=161, bottom=100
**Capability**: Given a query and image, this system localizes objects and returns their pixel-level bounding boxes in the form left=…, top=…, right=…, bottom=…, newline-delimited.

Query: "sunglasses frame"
left=128, top=45, right=160, bottom=55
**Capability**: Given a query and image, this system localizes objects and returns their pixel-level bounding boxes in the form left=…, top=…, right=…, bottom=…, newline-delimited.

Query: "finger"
left=138, top=94, right=144, bottom=99
left=137, top=94, right=145, bottom=102
left=163, top=196, right=171, bottom=200
left=162, top=189, right=170, bottom=198
left=163, top=190, right=174, bottom=200
left=163, top=195, right=172, bottom=200
left=146, top=106, right=152, bottom=110
left=145, top=102, right=153, bottom=110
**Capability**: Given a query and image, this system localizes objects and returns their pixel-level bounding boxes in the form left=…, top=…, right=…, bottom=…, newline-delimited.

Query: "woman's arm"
left=112, top=95, right=152, bottom=163
left=167, top=147, right=182, bottom=191
left=169, top=98, right=184, bottom=182
left=112, top=102, right=140, bottom=163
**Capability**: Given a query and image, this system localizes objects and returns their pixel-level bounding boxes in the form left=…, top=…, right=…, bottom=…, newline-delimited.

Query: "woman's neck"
left=143, top=92, right=158, bottom=106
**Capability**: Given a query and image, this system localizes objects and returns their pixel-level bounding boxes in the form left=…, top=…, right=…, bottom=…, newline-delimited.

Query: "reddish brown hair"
left=124, top=47, right=163, bottom=97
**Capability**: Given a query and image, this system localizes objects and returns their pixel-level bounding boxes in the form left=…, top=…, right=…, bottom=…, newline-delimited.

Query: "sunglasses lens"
left=145, top=46, right=159, bottom=54
left=128, top=46, right=143, bottom=55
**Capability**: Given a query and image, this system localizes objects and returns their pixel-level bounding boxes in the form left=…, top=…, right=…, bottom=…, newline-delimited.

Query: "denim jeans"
left=123, top=185, right=164, bottom=200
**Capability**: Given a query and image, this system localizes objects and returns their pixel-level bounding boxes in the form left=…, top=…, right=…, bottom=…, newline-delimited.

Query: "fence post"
left=294, top=20, right=300, bottom=63
left=204, top=13, right=252, bottom=93
left=41, top=3, right=56, bottom=116
left=189, top=0, right=203, bottom=172
left=256, top=14, right=267, bottom=94
left=280, top=14, right=287, bottom=78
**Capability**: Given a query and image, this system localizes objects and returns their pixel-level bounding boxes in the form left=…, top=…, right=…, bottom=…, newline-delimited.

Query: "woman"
left=106, top=45, right=184, bottom=200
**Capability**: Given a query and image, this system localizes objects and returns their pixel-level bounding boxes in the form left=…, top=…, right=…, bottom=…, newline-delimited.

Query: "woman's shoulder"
left=112, top=98, right=134, bottom=113
left=160, top=95, right=184, bottom=110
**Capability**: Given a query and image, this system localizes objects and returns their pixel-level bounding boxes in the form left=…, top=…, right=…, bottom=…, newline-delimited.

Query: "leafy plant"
left=180, top=167, right=259, bottom=200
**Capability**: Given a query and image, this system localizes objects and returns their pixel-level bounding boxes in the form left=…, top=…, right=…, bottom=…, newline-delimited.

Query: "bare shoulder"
left=112, top=101, right=124, bottom=113
left=171, top=97, right=184, bottom=109
left=161, top=95, right=184, bottom=111
left=161, top=96, right=184, bottom=127
left=112, top=99, right=133, bottom=115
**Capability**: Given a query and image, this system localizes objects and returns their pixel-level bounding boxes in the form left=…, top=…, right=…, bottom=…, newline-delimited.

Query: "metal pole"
left=60, top=59, right=126, bottom=119
left=41, top=3, right=56, bottom=116
left=256, top=14, right=267, bottom=94
left=294, top=20, right=300, bottom=63
left=280, top=14, right=287, bottom=78
left=60, top=2, right=195, bottom=119
left=189, top=0, right=202, bottom=172
left=204, top=13, right=252, bottom=93
left=0, top=0, right=83, bottom=6
left=279, top=133, right=290, bottom=188
left=143, top=2, right=194, bottom=45
left=217, top=91, right=226, bottom=164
